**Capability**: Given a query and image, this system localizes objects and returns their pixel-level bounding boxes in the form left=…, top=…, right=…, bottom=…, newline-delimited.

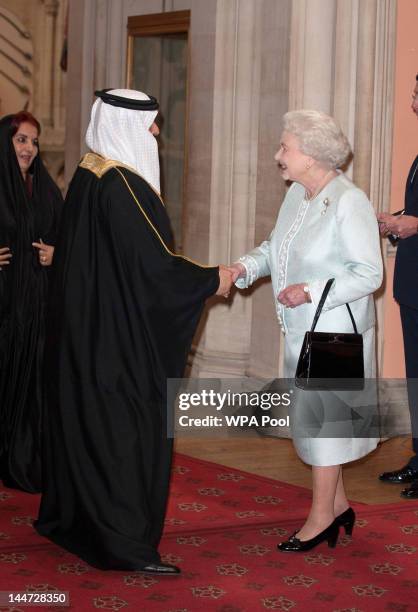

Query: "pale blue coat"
left=237, top=173, right=383, bottom=465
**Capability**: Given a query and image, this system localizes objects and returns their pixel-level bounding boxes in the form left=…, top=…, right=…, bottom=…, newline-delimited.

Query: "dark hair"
left=10, top=111, right=41, bottom=136
left=416, top=74, right=418, bottom=81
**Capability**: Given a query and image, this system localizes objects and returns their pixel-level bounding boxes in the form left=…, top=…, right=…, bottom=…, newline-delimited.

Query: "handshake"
left=215, top=263, right=246, bottom=298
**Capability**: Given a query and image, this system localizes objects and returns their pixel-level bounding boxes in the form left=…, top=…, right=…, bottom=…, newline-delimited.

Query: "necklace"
left=304, top=169, right=336, bottom=202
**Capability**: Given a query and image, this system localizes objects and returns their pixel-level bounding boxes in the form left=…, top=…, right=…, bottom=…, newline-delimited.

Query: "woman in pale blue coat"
left=230, top=110, right=383, bottom=552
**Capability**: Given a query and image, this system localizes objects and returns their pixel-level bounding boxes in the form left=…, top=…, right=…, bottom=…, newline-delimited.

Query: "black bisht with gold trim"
left=35, top=153, right=219, bottom=570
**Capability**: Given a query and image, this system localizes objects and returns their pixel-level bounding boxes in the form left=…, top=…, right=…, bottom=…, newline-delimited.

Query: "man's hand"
left=217, top=266, right=233, bottom=298
left=0, top=247, right=12, bottom=270
left=278, top=283, right=310, bottom=308
left=32, top=239, right=55, bottom=266
left=377, top=212, right=418, bottom=239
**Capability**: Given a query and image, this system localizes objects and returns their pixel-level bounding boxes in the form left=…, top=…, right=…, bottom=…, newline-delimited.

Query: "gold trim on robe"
left=78, top=152, right=216, bottom=271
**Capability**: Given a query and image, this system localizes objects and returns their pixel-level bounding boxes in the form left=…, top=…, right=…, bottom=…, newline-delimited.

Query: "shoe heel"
left=343, top=520, right=354, bottom=536
left=336, top=507, right=355, bottom=537
left=327, top=525, right=339, bottom=548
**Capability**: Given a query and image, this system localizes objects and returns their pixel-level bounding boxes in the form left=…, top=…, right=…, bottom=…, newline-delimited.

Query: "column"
left=188, top=0, right=262, bottom=377
left=288, top=0, right=337, bottom=112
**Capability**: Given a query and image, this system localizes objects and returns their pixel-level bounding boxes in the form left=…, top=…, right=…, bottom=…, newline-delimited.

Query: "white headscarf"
left=85, top=89, right=160, bottom=193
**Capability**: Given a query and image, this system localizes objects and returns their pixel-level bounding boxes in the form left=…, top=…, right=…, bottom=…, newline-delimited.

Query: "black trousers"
left=400, top=303, right=418, bottom=468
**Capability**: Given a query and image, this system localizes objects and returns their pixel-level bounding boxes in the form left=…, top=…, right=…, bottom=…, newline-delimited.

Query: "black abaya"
left=0, top=115, right=63, bottom=493
left=34, top=153, right=219, bottom=570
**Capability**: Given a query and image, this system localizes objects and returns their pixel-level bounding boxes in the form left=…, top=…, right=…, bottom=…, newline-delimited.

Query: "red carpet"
left=1, top=453, right=418, bottom=611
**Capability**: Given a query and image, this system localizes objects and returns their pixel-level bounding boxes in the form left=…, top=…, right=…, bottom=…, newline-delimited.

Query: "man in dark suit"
left=378, top=73, right=418, bottom=498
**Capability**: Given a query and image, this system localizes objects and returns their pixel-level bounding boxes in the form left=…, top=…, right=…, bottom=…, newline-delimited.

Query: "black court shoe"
left=401, top=480, right=418, bottom=499
left=335, top=507, right=355, bottom=536
left=138, top=563, right=181, bottom=575
left=379, top=465, right=418, bottom=484
left=277, top=521, right=339, bottom=552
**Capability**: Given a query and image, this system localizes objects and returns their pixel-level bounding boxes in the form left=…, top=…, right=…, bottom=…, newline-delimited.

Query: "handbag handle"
left=310, top=278, right=358, bottom=334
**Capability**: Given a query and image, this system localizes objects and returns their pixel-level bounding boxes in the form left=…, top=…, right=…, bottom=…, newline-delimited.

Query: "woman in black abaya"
left=0, top=112, right=63, bottom=493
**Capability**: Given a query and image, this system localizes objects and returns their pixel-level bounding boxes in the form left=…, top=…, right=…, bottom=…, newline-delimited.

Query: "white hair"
left=282, top=110, right=352, bottom=169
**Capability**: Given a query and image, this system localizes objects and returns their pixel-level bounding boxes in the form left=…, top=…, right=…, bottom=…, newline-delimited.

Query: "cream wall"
left=1, top=0, right=413, bottom=383
left=65, top=0, right=399, bottom=382
left=0, top=0, right=67, bottom=187
left=381, top=0, right=418, bottom=377
left=65, top=0, right=291, bottom=379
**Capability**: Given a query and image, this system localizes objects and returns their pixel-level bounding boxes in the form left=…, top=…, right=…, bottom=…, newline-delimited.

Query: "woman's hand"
left=227, top=262, right=246, bottom=282
left=0, top=246, right=12, bottom=270
left=278, top=283, right=310, bottom=308
left=32, top=239, right=55, bottom=266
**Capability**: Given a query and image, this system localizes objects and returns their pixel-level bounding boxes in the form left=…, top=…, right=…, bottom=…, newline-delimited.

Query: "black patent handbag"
left=295, top=278, right=364, bottom=390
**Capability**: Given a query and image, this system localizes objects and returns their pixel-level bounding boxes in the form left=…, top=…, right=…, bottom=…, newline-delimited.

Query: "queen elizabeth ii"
left=229, top=109, right=383, bottom=552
